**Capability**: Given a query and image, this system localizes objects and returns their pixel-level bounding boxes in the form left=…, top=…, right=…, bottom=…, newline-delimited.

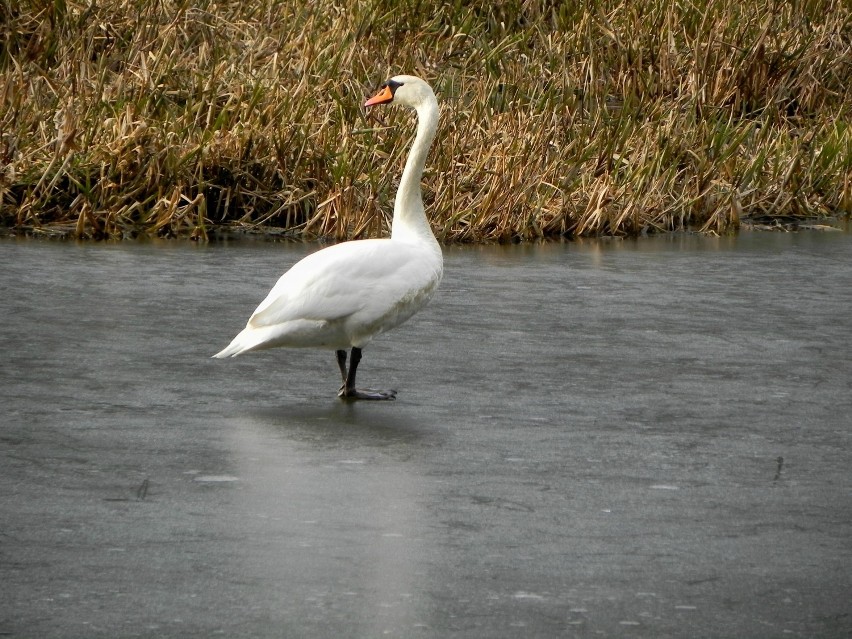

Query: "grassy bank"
left=1, top=0, right=850, bottom=241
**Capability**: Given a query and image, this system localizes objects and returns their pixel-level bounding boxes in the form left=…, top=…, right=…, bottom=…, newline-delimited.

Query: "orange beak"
left=365, top=85, right=394, bottom=107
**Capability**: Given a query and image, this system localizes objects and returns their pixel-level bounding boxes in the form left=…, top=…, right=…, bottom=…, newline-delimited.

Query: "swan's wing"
left=247, top=239, right=431, bottom=329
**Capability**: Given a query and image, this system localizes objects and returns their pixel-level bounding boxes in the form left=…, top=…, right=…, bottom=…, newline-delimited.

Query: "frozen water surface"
left=1, top=230, right=851, bottom=638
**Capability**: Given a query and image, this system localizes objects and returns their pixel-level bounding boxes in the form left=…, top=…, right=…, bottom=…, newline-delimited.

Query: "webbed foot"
left=338, top=386, right=397, bottom=401
left=335, top=347, right=396, bottom=401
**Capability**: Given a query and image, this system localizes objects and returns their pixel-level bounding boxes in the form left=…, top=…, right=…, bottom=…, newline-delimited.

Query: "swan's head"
left=364, top=75, right=435, bottom=110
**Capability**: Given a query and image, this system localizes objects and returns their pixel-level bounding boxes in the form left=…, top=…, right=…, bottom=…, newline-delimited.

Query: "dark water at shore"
left=1, top=231, right=851, bottom=638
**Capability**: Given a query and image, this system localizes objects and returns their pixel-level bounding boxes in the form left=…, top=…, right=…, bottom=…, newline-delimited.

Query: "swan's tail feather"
left=212, top=341, right=245, bottom=358
left=212, top=326, right=262, bottom=358
left=212, top=323, right=292, bottom=358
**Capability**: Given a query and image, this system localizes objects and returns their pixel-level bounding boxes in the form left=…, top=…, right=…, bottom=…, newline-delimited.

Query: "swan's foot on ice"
left=336, top=347, right=397, bottom=401
left=337, top=386, right=398, bottom=401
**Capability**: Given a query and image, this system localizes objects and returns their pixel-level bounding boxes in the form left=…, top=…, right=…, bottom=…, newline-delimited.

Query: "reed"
left=1, top=0, right=850, bottom=241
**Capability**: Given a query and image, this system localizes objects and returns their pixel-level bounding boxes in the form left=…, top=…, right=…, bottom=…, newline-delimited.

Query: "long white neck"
left=391, top=96, right=439, bottom=244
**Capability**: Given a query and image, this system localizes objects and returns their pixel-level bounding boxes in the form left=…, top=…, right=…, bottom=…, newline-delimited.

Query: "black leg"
left=344, top=346, right=362, bottom=391
left=336, top=349, right=347, bottom=386
left=337, top=347, right=397, bottom=401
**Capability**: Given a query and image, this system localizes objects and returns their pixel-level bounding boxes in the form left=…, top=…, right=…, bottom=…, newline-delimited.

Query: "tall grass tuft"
left=1, top=0, right=850, bottom=240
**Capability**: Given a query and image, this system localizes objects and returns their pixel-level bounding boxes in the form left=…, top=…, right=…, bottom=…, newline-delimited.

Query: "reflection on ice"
left=223, top=407, right=428, bottom=636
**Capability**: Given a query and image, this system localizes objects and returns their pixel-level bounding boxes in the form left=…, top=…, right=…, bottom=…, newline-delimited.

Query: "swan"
left=213, top=75, right=443, bottom=400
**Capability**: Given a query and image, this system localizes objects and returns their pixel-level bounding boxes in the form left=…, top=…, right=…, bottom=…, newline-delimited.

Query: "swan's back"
left=251, top=238, right=441, bottom=336
left=214, top=236, right=441, bottom=356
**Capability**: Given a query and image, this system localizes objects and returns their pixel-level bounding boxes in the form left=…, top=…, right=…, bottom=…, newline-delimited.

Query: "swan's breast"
left=344, top=242, right=442, bottom=345
left=347, top=269, right=440, bottom=347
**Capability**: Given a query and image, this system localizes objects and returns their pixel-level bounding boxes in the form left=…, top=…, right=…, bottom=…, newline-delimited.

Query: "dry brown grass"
left=1, top=0, right=850, bottom=241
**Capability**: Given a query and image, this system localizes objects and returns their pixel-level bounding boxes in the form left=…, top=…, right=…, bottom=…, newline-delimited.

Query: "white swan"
left=213, top=75, right=443, bottom=400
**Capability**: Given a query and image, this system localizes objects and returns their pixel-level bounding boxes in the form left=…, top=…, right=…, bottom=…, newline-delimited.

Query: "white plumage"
left=213, top=75, right=443, bottom=400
